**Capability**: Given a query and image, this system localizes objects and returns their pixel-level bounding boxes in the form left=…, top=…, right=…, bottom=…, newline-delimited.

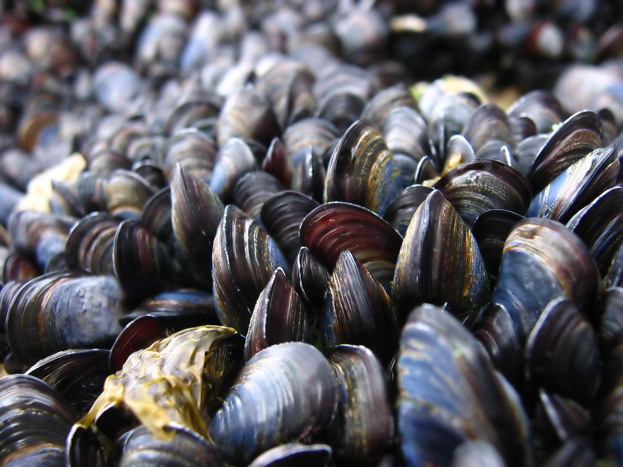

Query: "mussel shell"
left=171, top=164, right=224, bottom=287
left=248, top=443, right=332, bottom=467
left=209, top=137, right=258, bottom=203
left=2, top=253, right=39, bottom=282
left=161, top=129, right=217, bottom=182
left=217, top=85, right=280, bottom=147
left=321, top=250, right=397, bottom=362
left=528, top=110, right=603, bottom=194
left=317, top=92, right=365, bottom=134
left=212, top=204, right=290, bottom=335
left=244, top=267, right=311, bottom=361
left=233, top=171, right=284, bottom=222
left=65, top=211, right=119, bottom=275
left=260, top=190, right=319, bottom=264
left=327, top=345, right=392, bottom=463
left=544, top=437, right=597, bottom=467
left=119, top=425, right=225, bottom=467
left=25, top=349, right=110, bottom=417
left=451, top=441, right=506, bottom=467
left=383, top=184, right=434, bottom=236
left=291, top=145, right=325, bottom=202
left=141, top=187, right=173, bottom=242
left=50, top=180, right=85, bottom=218
left=392, top=189, right=489, bottom=323
left=360, top=83, right=417, bottom=130
left=113, top=220, right=173, bottom=301
left=77, top=171, right=108, bottom=214
left=6, top=273, right=125, bottom=366
left=324, top=119, right=404, bottom=217
left=507, top=90, right=565, bottom=135
left=261, top=137, right=293, bottom=189
left=291, top=246, right=331, bottom=308
left=527, top=145, right=619, bottom=224
left=491, top=218, right=599, bottom=342
left=567, top=186, right=623, bottom=276
left=535, top=389, right=591, bottom=448
left=104, top=170, right=156, bottom=220
left=472, top=209, right=525, bottom=280
left=300, top=201, right=402, bottom=288
left=282, top=117, right=340, bottom=168
left=525, top=297, right=601, bottom=405
left=474, top=303, right=523, bottom=387
left=0, top=374, right=78, bottom=465
left=462, top=103, right=515, bottom=160
left=109, top=316, right=169, bottom=373
left=209, top=342, right=338, bottom=465
left=434, top=159, right=532, bottom=229
left=398, top=304, right=532, bottom=467
left=382, top=106, right=432, bottom=162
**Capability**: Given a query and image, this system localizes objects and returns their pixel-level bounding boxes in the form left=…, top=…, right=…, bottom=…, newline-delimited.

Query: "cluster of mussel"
left=3, top=0, right=623, bottom=466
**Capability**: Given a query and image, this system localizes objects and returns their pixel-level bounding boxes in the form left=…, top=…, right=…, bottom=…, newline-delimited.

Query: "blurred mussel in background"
left=0, top=0, right=622, bottom=465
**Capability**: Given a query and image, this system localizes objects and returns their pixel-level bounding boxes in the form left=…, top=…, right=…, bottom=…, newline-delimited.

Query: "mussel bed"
left=1, top=0, right=623, bottom=465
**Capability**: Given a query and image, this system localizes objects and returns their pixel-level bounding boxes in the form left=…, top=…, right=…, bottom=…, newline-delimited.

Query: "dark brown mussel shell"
left=121, top=288, right=221, bottom=332
left=324, top=119, right=404, bottom=217
left=527, top=145, right=619, bottom=224
left=317, top=92, right=365, bottom=134
left=382, top=106, right=431, bottom=163
left=171, top=164, right=224, bottom=287
left=597, top=288, right=623, bottom=463
left=109, top=316, right=168, bottom=373
left=398, top=304, right=532, bottom=467
left=209, top=342, right=337, bottom=465
left=507, top=90, right=565, bottom=135
left=244, top=267, right=311, bottom=361
left=0, top=374, right=78, bottom=465
left=474, top=303, right=523, bottom=387
left=6, top=272, right=125, bottom=366
left=209, top=137, right=258, bottom=203
left=50, top=180, right=84, bottom=218
left=255, top=60, right=316, bottom=129
left=8, top=209, right=73, bottom=258
left=233, top=171, right=284, bottom=222
left=472, top=210, right=525, bottom=281
left=164, top=90, right=222, bottom=136
left=508, top=116, right=538, bottom=145
left=212, top=204, right=290, bottom=335
left=260, top=190, right=319, bottom=263
left=65, top=212, right=120, bottom=275
left=383, top=184, right=434, bottom=236
left=535, top=389, right=591, bottom=449
left=567, top=186, right=623, bottom=277
left=217, top=85, right=280, bottom=147
left=321, top=250, right=397, bottom=363
left=300, top=201, right=402, bottom=288
left=360, top=83, right=417, bottom=130
left=113, top=220, right=174, bottom=301
left=132, top=159, right=167, bottom=190
left=605, top=243, right=623, bottom=289
left=434, top=159, right=532, bottom=229
left=248, top=443, right=332, bottom=467
left=261, top=137, right=293, bottom=189
left=140, top=186, right=173, bottom=242
left=528, top=110, right=603, bottom=194
left=282, top=117, right=340, bottom=168
left=2, top=252, right=39, bottom=282
left=25, top=349, right=110, bottom=417
left=292, top=145, right=326, bottom=202
left=313, top=65, right=377, bottom=113
left=514, top=134, right=549, bottom=177
left=327, top=345, right=392, bottom=464
left=291, top=246, right=331, bottom=308
left=77, top=171, right=108, bottom=214
left=491, top=218, right=599, bottom=342
left=543, top=437, right=596, bottom=467
left=104, top=169, right=156, bottom=220
left=525, top=297, right=600, bottom=405
left=88, top=148, right=132, bottom=177
left=161, top=129, right=217, bottom=182
left=392, top=190, right=489, bottom=324
left=462, top=103, right=515, bottom=161
left=119, top=425, right=226, bottom=467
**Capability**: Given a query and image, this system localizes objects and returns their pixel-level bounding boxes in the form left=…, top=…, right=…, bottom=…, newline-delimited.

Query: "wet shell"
left=392, top=190, right=489, bottom=323
left=209, top=342, right=337, bottom=465
left=324, top=119, right=404, bottom=217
